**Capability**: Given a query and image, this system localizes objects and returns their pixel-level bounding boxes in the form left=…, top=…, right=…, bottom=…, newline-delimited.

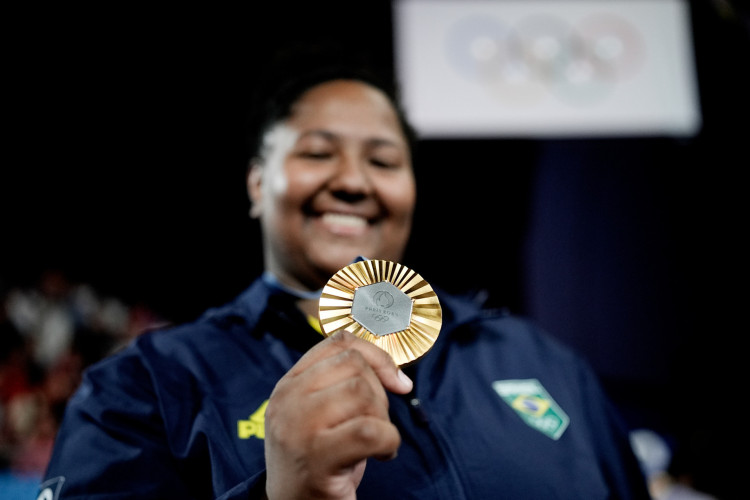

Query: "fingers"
left=305, top=363, right=391, bottom=425
left=267, top=331, right=406, bottom=438
left=313, top=416, right=403, bottom=468
left=290, top=330, right=413, bottom=395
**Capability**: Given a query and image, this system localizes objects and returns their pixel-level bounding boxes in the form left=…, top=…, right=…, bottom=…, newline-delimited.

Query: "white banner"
left=394, top=0, right=701, bottom=137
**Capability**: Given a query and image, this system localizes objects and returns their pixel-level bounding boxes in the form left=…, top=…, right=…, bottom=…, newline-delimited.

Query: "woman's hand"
left=264, top=330, right=413, bottom=500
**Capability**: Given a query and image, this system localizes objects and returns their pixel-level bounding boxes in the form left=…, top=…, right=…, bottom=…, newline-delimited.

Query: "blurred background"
left=2, top=1, right=748, bottom=498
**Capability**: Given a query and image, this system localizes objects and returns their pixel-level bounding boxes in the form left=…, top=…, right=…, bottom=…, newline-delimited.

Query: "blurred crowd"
left=0, top=270, right=167, bottom=483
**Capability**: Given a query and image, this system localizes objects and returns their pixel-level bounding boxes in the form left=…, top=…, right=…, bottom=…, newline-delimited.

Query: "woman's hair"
left=245, top=42, right=418, bottom=164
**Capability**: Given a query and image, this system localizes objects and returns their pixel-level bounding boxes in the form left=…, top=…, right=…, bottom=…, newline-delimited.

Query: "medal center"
left=351, top=281, right=413, bottom=336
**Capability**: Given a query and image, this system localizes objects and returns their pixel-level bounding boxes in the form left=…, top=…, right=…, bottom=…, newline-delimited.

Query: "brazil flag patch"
left=492, top=379, right=569, bottom=440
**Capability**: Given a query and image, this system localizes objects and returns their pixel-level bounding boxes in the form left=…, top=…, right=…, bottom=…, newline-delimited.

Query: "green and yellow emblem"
left=492, top=379, right=569, bottom=440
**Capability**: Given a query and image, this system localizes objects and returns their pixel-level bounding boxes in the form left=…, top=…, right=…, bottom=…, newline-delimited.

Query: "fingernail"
left=397, top=369, right=413, bottom=392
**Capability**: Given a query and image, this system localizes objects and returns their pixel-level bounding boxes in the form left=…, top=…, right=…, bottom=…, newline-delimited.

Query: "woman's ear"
left=247, top=160, right=263, bottom=219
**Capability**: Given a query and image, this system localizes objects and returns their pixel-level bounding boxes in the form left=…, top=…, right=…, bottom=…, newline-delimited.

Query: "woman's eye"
left=300, top=151, right=332, bottom=160
left=370, top=158, right=397, bottom=168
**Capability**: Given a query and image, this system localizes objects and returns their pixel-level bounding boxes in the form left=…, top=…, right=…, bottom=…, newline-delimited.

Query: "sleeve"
left=40, top=348, right=202, bottom=499
left=576, top=361, right=652, bottom=500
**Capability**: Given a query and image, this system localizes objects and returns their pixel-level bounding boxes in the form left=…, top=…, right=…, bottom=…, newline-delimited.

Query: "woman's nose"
left=328, top=154, right=374, bottom=197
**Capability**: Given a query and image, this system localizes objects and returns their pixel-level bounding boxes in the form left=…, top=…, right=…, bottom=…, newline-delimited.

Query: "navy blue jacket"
left=41, top=278, right=649, bottom=499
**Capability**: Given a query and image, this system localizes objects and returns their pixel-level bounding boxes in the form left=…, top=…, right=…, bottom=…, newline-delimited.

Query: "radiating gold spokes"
left=318, top=260, right=442, bottom=366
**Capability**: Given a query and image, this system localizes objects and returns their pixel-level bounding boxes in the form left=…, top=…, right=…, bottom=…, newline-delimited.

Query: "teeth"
left=321, top=213, right=367, bottom=228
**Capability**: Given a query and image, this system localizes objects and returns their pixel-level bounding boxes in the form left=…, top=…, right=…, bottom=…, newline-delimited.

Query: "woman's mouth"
left=320, top=212, right=369, bottom=236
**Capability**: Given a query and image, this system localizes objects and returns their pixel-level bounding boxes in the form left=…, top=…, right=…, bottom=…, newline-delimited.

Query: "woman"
left=40, top=49, right=649, bottom=499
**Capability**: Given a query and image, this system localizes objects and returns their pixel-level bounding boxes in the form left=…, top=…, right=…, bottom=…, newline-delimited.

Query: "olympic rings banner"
left=394, top=0, right=701, bottom=138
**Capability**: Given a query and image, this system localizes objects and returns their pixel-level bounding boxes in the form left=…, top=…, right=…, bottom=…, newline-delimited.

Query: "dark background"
left=4, top=2, right=748, bottom=497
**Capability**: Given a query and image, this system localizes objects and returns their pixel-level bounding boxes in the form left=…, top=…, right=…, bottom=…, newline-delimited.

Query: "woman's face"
left=248, top=79, right=416, bottom=290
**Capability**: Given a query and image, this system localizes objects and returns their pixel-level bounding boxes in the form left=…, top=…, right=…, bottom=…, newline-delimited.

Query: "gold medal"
left=318, top=259, right=442, bottom=366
